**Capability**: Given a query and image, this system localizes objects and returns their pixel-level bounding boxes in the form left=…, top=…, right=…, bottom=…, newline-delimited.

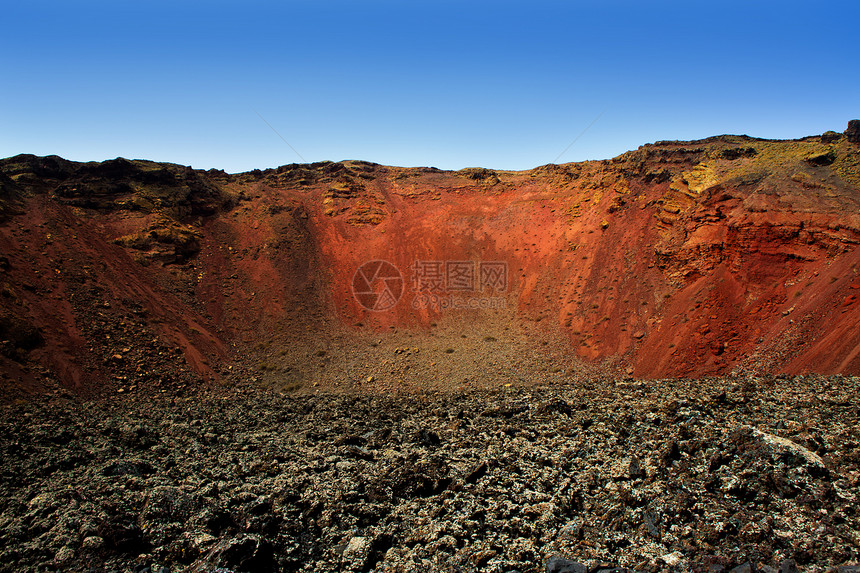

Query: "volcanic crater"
left=0, top=123, right=859, bottom=572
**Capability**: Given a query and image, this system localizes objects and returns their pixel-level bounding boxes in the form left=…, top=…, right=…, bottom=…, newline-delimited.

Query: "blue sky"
left=2, top=1, right=858, bottom=172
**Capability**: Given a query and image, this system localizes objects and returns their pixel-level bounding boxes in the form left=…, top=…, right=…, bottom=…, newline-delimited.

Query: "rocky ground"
left=0, top=375, right=859, bottom=573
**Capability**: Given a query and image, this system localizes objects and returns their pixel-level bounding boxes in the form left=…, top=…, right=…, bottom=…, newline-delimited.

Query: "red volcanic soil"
left=1, top=124, right=859, bottom=397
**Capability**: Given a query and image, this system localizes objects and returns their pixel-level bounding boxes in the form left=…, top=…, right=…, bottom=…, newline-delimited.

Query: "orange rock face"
left=1, top=125, right=859, bottom=394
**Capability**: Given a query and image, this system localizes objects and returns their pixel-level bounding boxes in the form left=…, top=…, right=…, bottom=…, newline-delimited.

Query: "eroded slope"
left=1, top=123, right=859, bottom=395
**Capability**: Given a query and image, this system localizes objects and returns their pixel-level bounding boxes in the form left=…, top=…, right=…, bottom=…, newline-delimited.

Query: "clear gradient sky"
left=2, top=1, right=858, bottom=173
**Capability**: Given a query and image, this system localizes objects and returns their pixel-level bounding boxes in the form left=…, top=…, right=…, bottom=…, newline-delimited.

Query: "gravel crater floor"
left=1, top=375, right=859, bottom=573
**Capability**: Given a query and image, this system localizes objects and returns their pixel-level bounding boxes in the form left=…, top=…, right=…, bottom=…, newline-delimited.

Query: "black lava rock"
left=546, top=556, right=588, bottom=573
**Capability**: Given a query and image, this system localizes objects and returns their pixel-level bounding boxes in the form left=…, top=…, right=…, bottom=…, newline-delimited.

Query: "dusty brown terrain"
left=1, top=375, right=858, bottom=572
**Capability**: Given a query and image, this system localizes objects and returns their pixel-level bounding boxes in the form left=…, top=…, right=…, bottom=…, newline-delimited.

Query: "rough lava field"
left=0, top=123, right=859, bottom=572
